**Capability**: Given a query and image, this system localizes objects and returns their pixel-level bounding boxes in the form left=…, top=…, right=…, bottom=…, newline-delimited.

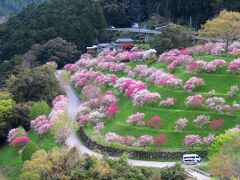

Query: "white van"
left=182, top=154, right=201, bottom=165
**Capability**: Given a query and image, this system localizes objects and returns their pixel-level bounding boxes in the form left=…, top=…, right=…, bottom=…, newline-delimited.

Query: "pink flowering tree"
left=127, top=112, right=145, bottom=126
left=228, top=59, right=240, bottom=74
left=183, top=135, right=201, bottom=149
left=175, top=118, right=188, bottom=131
left=160, top=98, right=176, bottom=107
left=209, top=119, right=224, bottom=130
left=105, top=132, right=120, bottom=144
left=118, top=135, right=136, bottom=146
left=7, top=127, right=27, bottom=144
left=201, top=134, right=215, bottom=145
left=107, top=104, right=119, bottom=118
left=193, top=115, right=210, bottom=129
left=147, top=116, right=163, bottom=129
left=153, top=134, right=167, bottom=146
left=11, top=136, right=30, bottom=149
left=183, top=77, right=205, bottom=92
left=204, top=59, right=227, bottom=72
left=132, top=89, right=161, bottom=106
left=31, top=115, right=53, bottom=135
left=228, top=85, right=239, bottom=98
left=134, top=135, right=154, bottom=148
left=185, top=94, right=205, bottom=107
left=205, top=97, right=226, bottom=114
left=94, top=122, right=105, bottom=132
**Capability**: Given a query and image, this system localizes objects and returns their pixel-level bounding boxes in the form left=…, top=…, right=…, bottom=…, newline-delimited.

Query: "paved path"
left=57, top=71, right=211, bottom=179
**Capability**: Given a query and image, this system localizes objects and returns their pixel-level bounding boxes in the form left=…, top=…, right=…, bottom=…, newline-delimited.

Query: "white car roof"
left=183, top=154, right=198, bottom=157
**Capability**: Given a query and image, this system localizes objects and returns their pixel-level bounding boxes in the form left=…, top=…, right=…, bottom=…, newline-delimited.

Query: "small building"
left=86, top=45, right=97, bottom=53
left=97, top=43, right=114, bottom=52
left=116, top=38, right=134, bottom=51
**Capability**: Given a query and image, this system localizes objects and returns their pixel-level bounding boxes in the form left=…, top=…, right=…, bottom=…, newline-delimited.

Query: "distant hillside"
left=0, top=0, right=43, bottom=16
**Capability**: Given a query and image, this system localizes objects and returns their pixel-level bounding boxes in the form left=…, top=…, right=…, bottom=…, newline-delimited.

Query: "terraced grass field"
left=83, top=53, right=240, bottom=151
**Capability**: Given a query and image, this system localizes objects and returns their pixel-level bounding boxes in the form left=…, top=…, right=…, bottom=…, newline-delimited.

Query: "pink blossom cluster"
left=94, top=122, right=105, bottom=132
left=52, top=95, right=69, bottom=111
left=72, top=69, right=118, bottom=87
left=132, top=89, right=161, bottom=106
left=160, top=98, right=176, bottom=107
left=97, top=62, right=130, bottom=72
left=209, top=119, right=224, bottom=130
left=75, top=53, right=97, bottom=69
left=184, top=134, right=215, bottom=147
left=201, top=134, right=215, bottom=145
left=193, top=115, right=210, bottom=129
left=11, top=136, right=30, bottom=149
left=31, top=115, right=53, bottom=135
left=114, top=77, right=160, bottom=105
left=77, top=91, right=119, bottom=126
left=64, top=63, right=78, bottom=72
left=133, top=65, right=156, bottom=78
left=183, top=135, right=201, bottom=147
left=188, top=43, right=225, bottom=55
left=105, top=132, right=167, bottom=147
left=183, top=77, right=205, bottom=91
left=205, top=97, right=226, bottom=113
left=204, top=59, right=227, bottom=72
left=147, top=116, right=163, bottom=129
left=185, top=94, right=205, bottom=107
left=95, top=74, right=118, bottom=86
left=127, top=112, right=145, bottom=126
left=229, top=85, right=239, bottom=97
left=158, top=49, right=193, bottom=71
left=101, top=91, right=118, bottom=106
left=230, top=48, right=240, bottom=55
left=228, top=59, right=240, bottom=74
left=148, top=69, right=182, bottom=87
left=7, top=127, right=27, bottom=143
left=71, top=69, right=102, bottom=87
left=175, top=118, right=188, bottom=131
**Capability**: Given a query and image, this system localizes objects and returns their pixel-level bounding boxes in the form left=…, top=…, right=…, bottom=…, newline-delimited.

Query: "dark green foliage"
left=0, top=0, right=43, bottom=16
left=29, top=101, right=51, bottom=120
left=161, top=163, right=186, bottom=180
left=0, top=0, right=107, bottom=62
left=6, top=65, right=60, bottom=103
left=150, top=24, right=192, bottom=53
left=22, top=141, right=40, bottom=161
left=22, top=37, right=80, bottom=68
left=11, top=102, right=32, bottom=131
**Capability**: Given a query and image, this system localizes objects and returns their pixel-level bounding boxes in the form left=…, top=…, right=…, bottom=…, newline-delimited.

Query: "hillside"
left=0, top=0, right=106, bottom=62
left=0, top=0, right=43, bottom=16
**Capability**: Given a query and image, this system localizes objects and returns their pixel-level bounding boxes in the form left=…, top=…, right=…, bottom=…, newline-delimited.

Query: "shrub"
left=161, top=163, right=186, bottom=180
left=175, top=118, right=188, bottom=131
left=147, top=116, right=163, bottom=129
left=11, top=136, right=30, bottom=149
left=185, top=94, right=205, bottom=107
left=149, top=24, right=192, bottom=53
left=31, top=115, right=52, bottom=135
left=22, top=142, right=40, bottom=161
left=107, top=104, right=119, bottom=118
left=29, top=101, right=51, bottom=120
left=7, top=126, right=27, bottom=143
left=209, top=120, right=224, bottom=130
left=193, top=115, right=210, bottom=129
left=183, top=135, right=201, bottom=148
left=153, top=134, right=167, bottom=146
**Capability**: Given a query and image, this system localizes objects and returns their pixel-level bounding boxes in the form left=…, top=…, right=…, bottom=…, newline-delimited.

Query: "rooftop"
left=116, top=38, right=134, bottom=43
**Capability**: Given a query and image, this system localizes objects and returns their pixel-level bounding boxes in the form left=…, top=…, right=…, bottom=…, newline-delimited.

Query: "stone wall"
left=79, top=128, right=208, bottom=160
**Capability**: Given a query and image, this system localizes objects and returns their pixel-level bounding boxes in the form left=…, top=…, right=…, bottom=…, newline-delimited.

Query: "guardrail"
left=190, top=167, right=212, bottom=177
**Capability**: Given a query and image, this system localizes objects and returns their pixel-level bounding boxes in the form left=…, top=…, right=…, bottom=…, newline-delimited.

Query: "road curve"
left=57, top=71, right=211, bottom=179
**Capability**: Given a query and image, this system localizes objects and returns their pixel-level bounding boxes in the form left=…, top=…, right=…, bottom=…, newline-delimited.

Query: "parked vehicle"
left=182, top=154, right=201, bottom=165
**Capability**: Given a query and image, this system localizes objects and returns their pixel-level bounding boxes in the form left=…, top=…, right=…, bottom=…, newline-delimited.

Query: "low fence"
left=79, top=128, right=208, bottom=160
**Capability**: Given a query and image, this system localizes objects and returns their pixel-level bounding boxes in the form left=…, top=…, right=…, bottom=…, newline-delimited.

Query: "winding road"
left=57, top=71, right=211, bottom=179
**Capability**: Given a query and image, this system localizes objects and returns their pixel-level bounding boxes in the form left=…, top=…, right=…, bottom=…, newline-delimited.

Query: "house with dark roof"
left=115, top=38, right=134, bottom=51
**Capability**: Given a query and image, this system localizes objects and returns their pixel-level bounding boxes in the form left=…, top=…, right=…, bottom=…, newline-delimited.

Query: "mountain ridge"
left=0, top=0, right=43, bottom=16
